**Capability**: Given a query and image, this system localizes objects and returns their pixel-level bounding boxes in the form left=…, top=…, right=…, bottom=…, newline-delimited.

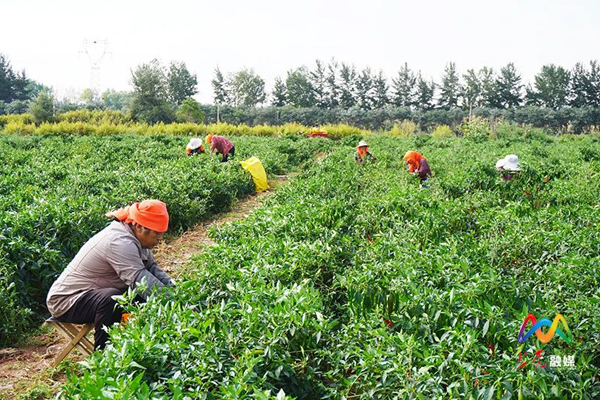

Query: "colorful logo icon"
left=518, top=314, right=572, bottom=344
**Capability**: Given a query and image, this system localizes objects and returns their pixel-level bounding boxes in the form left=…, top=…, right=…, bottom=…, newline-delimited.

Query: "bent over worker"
left=186, top=138, right=205, bottom=155
left=495, top=154, right=521, bottom=181
left=206, top=133, right=235, bottom=162
left=355, top=140, right=377, bottom=164
left=403, top=150, right=432, bottom=181
left=46, top=200, right=175, bottom=350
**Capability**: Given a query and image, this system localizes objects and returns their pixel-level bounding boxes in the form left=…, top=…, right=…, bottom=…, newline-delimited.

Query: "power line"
left=79, top=39, right=111, bottom=93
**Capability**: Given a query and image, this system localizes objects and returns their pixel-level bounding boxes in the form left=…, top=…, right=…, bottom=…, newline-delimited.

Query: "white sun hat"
left=495, top=154, right=521, bottom=171
left=187, top=138, right=202, bottom=150
left=358, top=140, right=369, bottom=147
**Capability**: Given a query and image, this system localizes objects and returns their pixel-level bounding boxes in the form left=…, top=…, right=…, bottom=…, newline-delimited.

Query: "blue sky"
left=1, top=0, right=599, bottom=103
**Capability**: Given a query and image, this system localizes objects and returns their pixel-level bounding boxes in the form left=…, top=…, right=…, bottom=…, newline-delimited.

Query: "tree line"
left=0, top=54, right=49, bottom=114
left=212, top=60, right=600, bottom=112
left=52, top=58, right=203, bottom=124
left=3, top=52, right=600, bottom=132
left=204, top=59, right=600, bottom=132
left=0, top=55, right=205, bottom=125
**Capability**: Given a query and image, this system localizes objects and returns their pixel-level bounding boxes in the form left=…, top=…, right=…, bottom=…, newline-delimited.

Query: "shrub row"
left=0, top=134, right=332, bottom=345
left=61, top=134, right=600, bottom=398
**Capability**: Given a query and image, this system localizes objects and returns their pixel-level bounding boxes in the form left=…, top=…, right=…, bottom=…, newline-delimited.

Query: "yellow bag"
left=240, top=156, right=269, bottom=193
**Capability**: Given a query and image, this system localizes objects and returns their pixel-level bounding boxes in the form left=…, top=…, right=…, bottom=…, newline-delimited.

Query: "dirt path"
left=0, top=327, right=83, bottom=400
left=153, top=176, right=288, bottom=276
left=0, top=177, right=287, bottom=400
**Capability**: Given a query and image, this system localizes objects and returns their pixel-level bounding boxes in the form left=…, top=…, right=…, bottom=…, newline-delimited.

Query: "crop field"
left=50, top=133, right=598, bottom=399
left=0, top=134, right=331, bottom=345
left=2, top=131, right=600, bottom=399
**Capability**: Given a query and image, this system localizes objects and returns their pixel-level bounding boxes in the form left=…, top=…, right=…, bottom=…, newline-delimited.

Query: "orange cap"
left=106, top=200, right=169, bottom=232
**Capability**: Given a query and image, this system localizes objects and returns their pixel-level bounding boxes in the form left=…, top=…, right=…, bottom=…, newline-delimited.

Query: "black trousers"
left=57, top=288, right=124, bottom=350
left=221, top=146, right=235, bottom=162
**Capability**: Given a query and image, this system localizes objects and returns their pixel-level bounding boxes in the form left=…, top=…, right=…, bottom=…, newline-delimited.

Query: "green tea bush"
left=1, top=118, right=374, bottom=139
left=431, top=124, right=455, bottom=138
left=60, top=134, right=600, bottom=399
left=388, top=119, right=417, bottom=137
left=459, top=116, right=492, bottom=140
left=323, top=123, right=369, bottom=139
left=0, top=257, right=33, bottom=344
left=0, top=113, right=34, bottom=128
left=3, top=121, right=36, bottom=134
left=0, top=134, right=332, bottom=346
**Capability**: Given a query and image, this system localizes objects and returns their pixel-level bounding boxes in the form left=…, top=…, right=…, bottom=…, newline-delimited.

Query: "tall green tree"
left=586, top=60, right=600, bottom=107
left=372, top=70, right=389, bottom=109
left=438, top=62, right=461, bottom=109
left=228, top=68, right=266, bottom=107
left=496, top=63, right=523, bottom=108
left=29, top=91, right=55, bottom=124
left=0, top=54, right=34, bottom=103
left=569, top=60, right=600, bottom=107
left=310, top=60, right=328, bottom=108
left=271, top=77, right=287, bottom=107
left=325, top=60, right=340, bottom=109
left=167, top=62, right=198, bottom=106
left=10, top=70, right=31, bottom=101
left=391, top=63, right=416, bottom=107
left=415, top=73, right=435, bottom=110
left=570, top=62, right=589, bottom=108
left=339, top=63, right=357, bottom=109
left=176, top=98, right=205, bottom=123
left=26, top=80, right=51, bottom=100
left=526, top=64, right=570, bottom=109
left=211, top=67, right=230, bottom=106
left=102, top=89, right=132, bottom=111
left=130, top=59, right=174, bottom=124
left=478, top=67, right=500, bottom=108
left=355, top=67, right=375, bottom=110
left=461, top=69, right=481, bottom=114
left=285, top=67, right=315, bottom=108
left=0, top=54, right=16, bottom=102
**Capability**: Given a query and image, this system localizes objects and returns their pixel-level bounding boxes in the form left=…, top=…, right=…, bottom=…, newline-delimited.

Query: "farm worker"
left=495, top=154, right=521, bottom=181
left=206, top=133, right=235, bottom=162
left=46, top=200, right=175, bottom=350
left=308, top=124, right=328, bottom=138
left=186, top=138, right=205, bottom=155
left=403, top=150, right=432, bottom=181
left=355, top=140, right=377, bottom=164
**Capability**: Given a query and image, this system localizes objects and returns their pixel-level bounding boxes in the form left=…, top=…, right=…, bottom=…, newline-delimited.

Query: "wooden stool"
left=45, top=318, right=94, bottom=367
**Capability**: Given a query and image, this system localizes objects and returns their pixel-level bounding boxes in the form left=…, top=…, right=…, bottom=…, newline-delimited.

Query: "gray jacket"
left=46, top=221, right=174, bottom=317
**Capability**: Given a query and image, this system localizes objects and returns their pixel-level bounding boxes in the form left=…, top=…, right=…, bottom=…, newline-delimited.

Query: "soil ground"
left=0, top=177, right=288, bottom=400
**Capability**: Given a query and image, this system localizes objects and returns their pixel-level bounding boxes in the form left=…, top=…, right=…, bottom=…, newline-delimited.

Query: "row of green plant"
left=0, top=120, right=369, bottom=140
left=197, top=105, right=600, bottom=134
left=1, top=109, right=563, bottom=141
left=0, top=134, right=332, bottom=346
left=61, top=133, right=600, bottom=398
